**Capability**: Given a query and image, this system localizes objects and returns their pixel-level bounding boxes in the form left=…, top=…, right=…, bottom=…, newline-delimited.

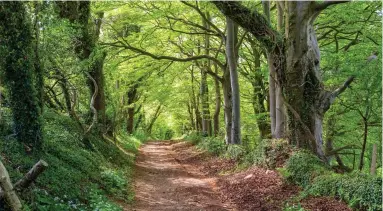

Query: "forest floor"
left=127, top=141, right=351, bottom=211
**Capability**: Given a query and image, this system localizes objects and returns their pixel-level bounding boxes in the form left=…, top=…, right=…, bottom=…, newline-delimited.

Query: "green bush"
left=244, top=139, right=290, bottom=168
left=197, top=137, right=226, bottom=156
left=184, top=131, right=203, bottom=145
left=305, top=172, right=382, bottom=211
left=89, top=189, right=122, bottom=211
left=101, top=168, right=127, bottom=196
left=224, top=144, right=245, bottom=160
left=285, top=151, right=330, bottom=187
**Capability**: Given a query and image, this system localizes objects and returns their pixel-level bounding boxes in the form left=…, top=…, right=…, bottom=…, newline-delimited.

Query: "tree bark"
left=187, top=101, right=195, bottom=130
left=57, top=3, right=107, bottom=126
left=262, top=1, right=276, bottom=137
left=213, top=1, right=351, bottom=158
left=274, top=2, right=286, bottom=138
left=370, top=144, right=377, bottom=175
left=213, top=64, right=221, bottom=136
left=0, top=1, right=43, bottom=151
left=251, top=42, right=271, bottom=138
left=222, top=70, right=232, bottom=144
left=359, top=118, right=368, bottom=170
left=201, top=15, right=212, bottom=136
left=33, top=2, right=44, bottom=114
left=0, top=161, right=22, bottom=211
left=126, top=86, right=138, bottom=134
left=191, top=67, right=202, bottom=131
left=13, top=160, right=48, bottom=191
left=226, top=17, right=241, bottom=144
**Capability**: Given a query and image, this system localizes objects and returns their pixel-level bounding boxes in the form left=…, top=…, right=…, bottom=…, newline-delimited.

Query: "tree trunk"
left=57, top=3, right=107, bottom=126
left=226, top=17, right=241, bottom=144
left=359, top=118, right=368, bottom=170
left=213, top=1, right=352, bottom=159
left=274, top=3, right=286, bottom=138
left=370, top=144, right=377, bottom=175
left=191, top=68, right=202, bottom=131
left=325, top=115, right=348, bottom=170
left=251, top=43, right=271, bottom=138
left=0, top=161, right=22, bottom=211
left=146, top=105, right=162, bottom=134
left=222, top=69, right=232, bottom=144
left=88, top=50, right=107, bottom=127
left=13, top=160, right=48, bottom=191
left=213, top=64, right=221, bottom=136
left=0, top=1, right=43, bottom=151
left=262, top=1, right=276, bottom=138
left=33, top=2, right=44, bottom=114
left=187, top=101, right=195, bottom=130
left=126, top=86, right=138, bottom=134
left=201, top=15, right=212, bottom=136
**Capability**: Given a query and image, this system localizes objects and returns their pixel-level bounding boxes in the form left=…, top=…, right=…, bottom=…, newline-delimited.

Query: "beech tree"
left=213, top=1, right=355, bottom=159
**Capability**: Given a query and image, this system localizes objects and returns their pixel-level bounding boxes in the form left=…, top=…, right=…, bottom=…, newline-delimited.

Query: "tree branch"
left=329, top=76, right=355, bottom=105
left=212, top=1, right=279, bottom=51
left=101, top=41, right=225, bottom=70
left=315, top=1, right=350, bottom=11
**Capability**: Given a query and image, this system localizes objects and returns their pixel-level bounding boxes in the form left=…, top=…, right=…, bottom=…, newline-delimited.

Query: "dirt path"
left=132, top=141, right=233, bottom=211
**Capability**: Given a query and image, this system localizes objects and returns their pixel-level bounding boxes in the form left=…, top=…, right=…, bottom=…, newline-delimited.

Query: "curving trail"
left=131, top=141, right=233, bottom=211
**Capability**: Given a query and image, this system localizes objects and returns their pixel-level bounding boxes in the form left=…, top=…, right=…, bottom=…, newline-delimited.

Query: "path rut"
left=132, top=141, right=233, bottom=211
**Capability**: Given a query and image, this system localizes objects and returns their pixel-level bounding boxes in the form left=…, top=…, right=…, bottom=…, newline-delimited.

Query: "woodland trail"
left=131, top=141, right=234, bottom=211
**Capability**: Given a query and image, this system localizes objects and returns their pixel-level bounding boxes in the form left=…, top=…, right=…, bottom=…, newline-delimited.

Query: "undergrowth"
left=0, top=109, right=144, bottom=210
left=185, top=133, right=382, bottom=211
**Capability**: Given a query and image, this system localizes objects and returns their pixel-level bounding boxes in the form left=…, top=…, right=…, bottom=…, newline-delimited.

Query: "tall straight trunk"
left=187, top=101, right=195, bottom=130
left=213, top=64, right=221, bottom=136
left=126, top=86, right=138, bottom=134
left=201, top=14, right=212, bottom=136
left=191, top=67, right=202, bottom=131
left=200, top=68, right=211, bottom=136
left=370, top=144, right=377, bottom=175
left=274, top=2, right=286, bottom=138
left=359, top=118, right=368, bottom=170
left=0, top=2, right=43, bottom=151
left=226, top=17, right=241, bottom=144
left=33, top=2, right=44, bottom=113
left=222, top=67, right=232, bottom=144
left=251, top=44, right=271, bottom=138
left=262, top=1, right=276, bottom=138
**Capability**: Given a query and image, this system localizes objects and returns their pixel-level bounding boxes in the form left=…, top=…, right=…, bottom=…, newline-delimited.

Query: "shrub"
left=89, top=189, right=122, bottom=211
left=184, top=131, right=203, bottom=145
left=305, top=172, right=382, bottom=211
left=244, top=139, right=291, bottom=168
left=100, top=168, right=127, bottom=196
left=197, top=137, right=226, bottom=156
left=285, top=151, right=330, bottom=187
left=224, top=144, right=245, bottom=161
